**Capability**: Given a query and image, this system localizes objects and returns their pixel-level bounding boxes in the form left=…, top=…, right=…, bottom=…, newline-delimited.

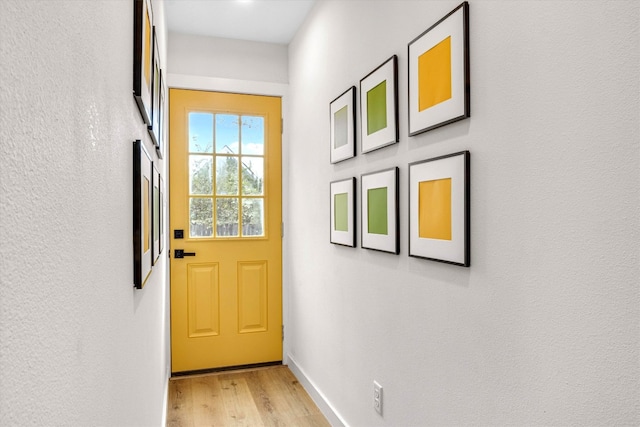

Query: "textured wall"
left=287, top=1, right=639, bottom=426
left=168, top=32, right=289, bottom=84
left=0, top=0, right=169, bottom=425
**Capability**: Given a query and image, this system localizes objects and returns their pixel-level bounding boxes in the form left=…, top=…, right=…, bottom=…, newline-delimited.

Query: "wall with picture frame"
left=133, top=0, right=168, bottom=291
left=286, top=1, right=639, bottom=427
left=0, top=0, right=171, bottom=426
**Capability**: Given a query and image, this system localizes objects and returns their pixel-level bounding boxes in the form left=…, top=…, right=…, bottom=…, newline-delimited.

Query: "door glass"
left=241, top=116, right=264, bottom=155
left=241, top=157, right=263, bottom=196
left=188, top=112, right=213, bottom=153
left=188, top=112, right=266, bottom=238
left=190, top=198, right=213, bottom=237
left=216, top=198, right=239, bottom=237
left=215, top=114, right=239, bottom=154
left=242, top=199, right=264, bottom=236
left=216, top=156, right=239, bottom=196
left=189, top=156, right=212, bottom=195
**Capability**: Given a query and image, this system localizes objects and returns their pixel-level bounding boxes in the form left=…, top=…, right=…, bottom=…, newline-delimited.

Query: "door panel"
left=238, top=261, right=268, bottom=333
left=187, top=263, right=219, bottom=338
left=170, top=89, right=282, bottom=373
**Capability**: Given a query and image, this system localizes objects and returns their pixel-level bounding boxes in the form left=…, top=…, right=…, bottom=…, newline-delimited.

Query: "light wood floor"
left=167, top=365, right=331, bottom=427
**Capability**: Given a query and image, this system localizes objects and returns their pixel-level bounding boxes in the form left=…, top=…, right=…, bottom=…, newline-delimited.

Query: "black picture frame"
left=408, top=2, right=470, bottom=136
left=408, top=151, right=470, bottom=266
left=133, top=140, right=153, bottom=288
left=152, top=163, right=160, bottom=266
left=361, top=167, right=400, bottom=254
left=360, top=55, right=399, bottom=154
left=133, top=0, right=154, bottom=125
left=159, top=175, right=164, bottom=255
left=330, top=86, right=357, bottom=164
left=330, top=177, right=357, bottom=247
left=148, top=26, right=161, bottom=148
left=155, top=70, right=165, bottom=159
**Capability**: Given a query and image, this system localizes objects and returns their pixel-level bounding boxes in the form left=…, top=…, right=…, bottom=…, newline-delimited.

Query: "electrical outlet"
left=373, top=381, right=383, bottom=415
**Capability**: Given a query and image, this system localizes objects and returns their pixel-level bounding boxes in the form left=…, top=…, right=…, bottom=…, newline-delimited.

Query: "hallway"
left=1, top=1, right=638, bottom=425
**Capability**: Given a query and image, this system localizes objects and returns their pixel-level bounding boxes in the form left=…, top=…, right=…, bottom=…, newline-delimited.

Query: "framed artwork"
left=159, top=175, right=164, bottom=255
left=133, top=0, right=154, bottom=125
left=360, top=55, right=399, bottom=153
left=155, top=70, right=165, bottom=159
left=330, top=178, right=356, bottom=247
left=408, top=1, right=469, bottom=136
left=148, top=26, right=161, bottom=149
left=133, top=140, right=153, bottom=289
left=330, top=86, right=356, bottom=163
left=361, top=167, right=399, bottom=254
left=152, top=163, right=160, bottom=266
left=408, top=151, right=470, bottom=266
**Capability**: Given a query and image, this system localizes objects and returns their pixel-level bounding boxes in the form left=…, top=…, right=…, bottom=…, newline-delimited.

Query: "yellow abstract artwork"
left=418, top=36, right=452, bottom=111
left=144, top=8, right=152, bottom=88
left=419, top=178, right=452, bottom=240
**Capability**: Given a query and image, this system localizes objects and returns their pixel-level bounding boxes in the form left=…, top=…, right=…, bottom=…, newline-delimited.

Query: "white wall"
left=169, top=32, right=289, bottom=84
left=0, top=1, right=170, bottom=425
left=287, top=1, right=639, bottom=426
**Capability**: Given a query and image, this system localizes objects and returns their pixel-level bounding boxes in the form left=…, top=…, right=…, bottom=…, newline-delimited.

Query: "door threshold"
left=171, top=361, right=283, bottom=379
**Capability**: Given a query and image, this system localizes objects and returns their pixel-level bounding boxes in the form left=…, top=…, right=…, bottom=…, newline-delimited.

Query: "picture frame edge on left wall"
left=152, top=162, right=160, bottom=266
left=133, top=0, right=153, bottom=126
left=133, top=140, right=153, bottom=289
left=159, top=174, right=164, bottom=255
left=155, top=69, right=165, bottom=159
left=148, top=25, right=161, bottom=148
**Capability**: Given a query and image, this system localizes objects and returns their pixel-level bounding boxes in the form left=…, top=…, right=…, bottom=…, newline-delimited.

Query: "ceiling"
left=164, top=0, right=316, bottom=45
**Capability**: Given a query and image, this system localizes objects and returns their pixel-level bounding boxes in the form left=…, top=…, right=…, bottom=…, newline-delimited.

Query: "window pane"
left=241, top=116, right=264, bottom=155
left=188, top=113, right=213, bottom=153
left=215, top=114, right=239, bottom=154
left=216, top=156, right=239, bottom=196
left=242, top=199, right=264, bottom=237
left=190, top=155, right=212, bottom=195
left=190, top=198, right=213, bottom=237
left=216, top=198, right=239, bottom=237
left=241, top=157, right=263, bottom=196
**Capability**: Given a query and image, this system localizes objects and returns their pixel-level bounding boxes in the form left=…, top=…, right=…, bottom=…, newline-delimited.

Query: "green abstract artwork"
left=334, top=192, right=348, bottom=231
left=367, top=187, right=388, bottom=235
left=367, top=81, right=387, bottom=135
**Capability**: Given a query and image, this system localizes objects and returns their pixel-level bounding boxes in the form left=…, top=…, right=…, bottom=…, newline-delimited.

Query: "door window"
left=188, top=112, right=266, bottom=238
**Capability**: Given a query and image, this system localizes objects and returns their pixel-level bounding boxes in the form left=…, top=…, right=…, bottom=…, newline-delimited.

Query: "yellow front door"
left=169, top=89, right=282, bottom=373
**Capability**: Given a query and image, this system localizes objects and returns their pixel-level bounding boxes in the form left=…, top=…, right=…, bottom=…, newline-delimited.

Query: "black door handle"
left=174, top=249, right=196, bottom=259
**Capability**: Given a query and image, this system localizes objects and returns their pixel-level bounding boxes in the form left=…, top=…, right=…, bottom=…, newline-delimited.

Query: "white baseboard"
left=161, top=365, right=170, bottom=427
left=286, top=355, right=349, bottom=427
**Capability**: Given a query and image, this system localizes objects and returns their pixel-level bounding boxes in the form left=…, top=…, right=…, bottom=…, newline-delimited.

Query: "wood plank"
left=246, top=368, right=296, bottom=426
left=292, top=413, right=333, bottom=427
left=264, top=366, right=324, bottom=419
left=167, top=377, right=194, bottom=427
left=166, top=366, right=329, bottom=427
left=191, top=375, right=226, bottom=426
left=219, top=375, right=264, bottom=426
